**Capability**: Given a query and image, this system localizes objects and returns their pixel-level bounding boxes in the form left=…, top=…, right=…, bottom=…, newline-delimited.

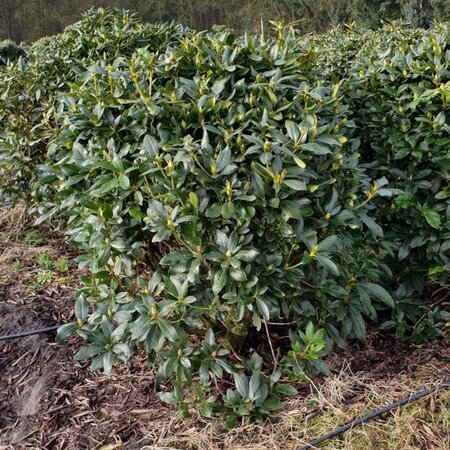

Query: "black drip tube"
left=298, top=381, right=450, bottom=449
left=0, top=324, right=63, bottom=342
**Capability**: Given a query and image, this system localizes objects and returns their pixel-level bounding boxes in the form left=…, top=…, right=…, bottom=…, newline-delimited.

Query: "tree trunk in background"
left=401, top=0, right=432, bottom=27
left=1, top=0, right=19, bottom=41
left=1, top=0, right=449, bottom=43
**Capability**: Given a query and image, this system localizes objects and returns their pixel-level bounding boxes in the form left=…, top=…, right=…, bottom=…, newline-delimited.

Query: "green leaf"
left=97, top=177, right=119, bottom=194
left=98, top=247, right=111, bottom=267
left=103, top=351, right=114, bottom=373
left=118, top=174, right=130, bottom=189
left=101, top=316, right=114, bottom=338
left=113, top=343, right=132, bottom=358
left=56, top=323, right=79, bottom=342
left=364, top=282, right=395, bottom=308
left=318, top=235, right=337, bottom=252
left=160, top=251, right=193, bottom=266
left=283, top=179, right=306, bottom=191
left=311, top=359, right=330, bottom=375
left=213, top=269, right=227, bottom=295
left=305, top=321, right=315, bottom=341
left=300, top=142, right=331, bottom=155
left=315, top=255, right=339, bottom=275
left=217, top=147, right=232, bottom=172
left=263, top=397, right=283, bottom=411
left=251, top=173, right=266, bottom=197
left=158, top=319, right=178, bottom=342
left=230, top=267, right=247, bottom=281
left=282, top=201, right=303, bottom=219
left=256, top=298, right=270, bottom=321
left=422, top=208, right=441, bottom=229
left=158, top=392, right=177, bottom=406
left=143, top=135, right=159, bottom=156
left=74, top=345, right=103, bottom=361
left=234, top=373, right=249, bottom=398
left=359, top=213, right=383, bottom=238
left=349, top=309, right=366, bottom=340
left=205, top=329, right=215, bottom=346
left=221, top=202, right=235, bottom=219
left=395, top=193, right=416, bottom=209
left=93, top=102, right=104, bottom=119
left=206, top=203, right=222, bottom=219
left=235, top=249, right=259, bottom=261
left=74, top=296, right=88, bottom=321
left=188, top=192, right=199, bottom=208
left=274, top=384, right=298, bottom=396
left=285, top=120, right=299, bottom=142
left=249, top=372, right=261, bottom=399
left=225, top=416, right=238, bottom=429
left=293, top=157, right=306, bottom=169
left=199, top=403, right=214, bottom=417
left=211, top=77, right=228, bottom=96
left=130, top=316, right=152, bottom=341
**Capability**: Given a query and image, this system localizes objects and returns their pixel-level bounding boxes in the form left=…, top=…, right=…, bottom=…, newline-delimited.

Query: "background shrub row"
left=305, top=22, right=450, bottom=334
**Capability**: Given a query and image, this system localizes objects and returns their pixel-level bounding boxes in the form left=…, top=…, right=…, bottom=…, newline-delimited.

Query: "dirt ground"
left=0, top=209, right=449, bottom=450
left=0, top=300, right=171, bottom=449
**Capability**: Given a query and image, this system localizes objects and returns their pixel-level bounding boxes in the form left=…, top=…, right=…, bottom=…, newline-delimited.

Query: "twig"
left=264, top=320, right=278, bottom=369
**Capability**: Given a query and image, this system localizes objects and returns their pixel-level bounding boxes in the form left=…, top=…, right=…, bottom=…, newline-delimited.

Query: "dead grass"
left=0, top=204, right=27, bottom=241
left=145, top=364, right=449, bottom=450
left=0, top=242, right=56, bottom=268
left=0, top=204, right=45, bottom=273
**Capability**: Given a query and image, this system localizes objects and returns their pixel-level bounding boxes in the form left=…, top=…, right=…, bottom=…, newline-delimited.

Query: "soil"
left=0, top=303, right=52, bottom=432
left=0, top=281, right=171, bottom=450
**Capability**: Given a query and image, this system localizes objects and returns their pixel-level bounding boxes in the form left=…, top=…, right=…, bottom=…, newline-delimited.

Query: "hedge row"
left=0, top=10, right=448, bottom=420
left=0, top=9, right=183, bottom=202
left=306, top=22, right=450, bottom=333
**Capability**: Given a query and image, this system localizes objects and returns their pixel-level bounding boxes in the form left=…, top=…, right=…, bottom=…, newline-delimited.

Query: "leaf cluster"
left=307, top=21, right=450, bottom=337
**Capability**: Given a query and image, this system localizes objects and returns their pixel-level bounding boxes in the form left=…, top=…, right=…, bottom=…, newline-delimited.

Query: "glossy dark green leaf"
left=97, top=247, right=111, bottom=267
left=363, top=282, right=395, bottom=308
left=283, top=179, right=307, bottom=191
left=422, top=208, right=441, bottom=229
left=221, top=202, right=235, bottom=219
left=213, top=269, right=227, bottom=295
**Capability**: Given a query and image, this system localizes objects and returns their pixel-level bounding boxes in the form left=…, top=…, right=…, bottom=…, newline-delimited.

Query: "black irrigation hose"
left=0, top=266, right=39, bottom=277
left=0, top=324, right=64, bottom=342
left=298, top=381, right=450, bottom=450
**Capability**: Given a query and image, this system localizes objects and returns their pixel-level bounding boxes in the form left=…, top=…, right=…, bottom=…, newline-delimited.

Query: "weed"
left=54, top=258, right=70, bottom=273
left=22, top=230, right=43, bottom=245
left=35, top=270, right=55, bottom=285
left=11, top=261, right=23, bottom=270
left=36, top=251, right=53, bottom=270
